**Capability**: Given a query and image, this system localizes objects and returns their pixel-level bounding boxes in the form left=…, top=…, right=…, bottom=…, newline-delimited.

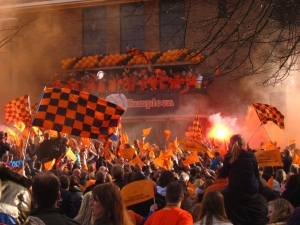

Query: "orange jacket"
left=145, top=206, right=193, bottom=225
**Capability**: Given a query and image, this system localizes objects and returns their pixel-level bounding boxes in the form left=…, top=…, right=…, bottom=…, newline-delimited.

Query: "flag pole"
left=262, top=124, right=272, bottom=141
left=22, top=87, right=46, bottom=174
left=247, top=124, right=262, bottom=145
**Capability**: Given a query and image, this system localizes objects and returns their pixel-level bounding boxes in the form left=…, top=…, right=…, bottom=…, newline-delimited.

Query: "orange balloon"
left=82, top=62, right=87, bottom=68
left=82, top=56, right=87, bottom=61
left=105, top=62, right=110, bottom=67
left=78, top=60, right=83, bottom=65
left=61, top=60, right=65, bottom=65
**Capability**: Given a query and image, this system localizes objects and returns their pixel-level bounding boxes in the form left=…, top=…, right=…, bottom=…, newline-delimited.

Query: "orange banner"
left=255, top=150, right=283, bottom=167
left=142, top=127, right=152, bottom=137
left=121, top=179, right=154, bottom=207
left=183, top=152, right=200, bottom=166
left=178, top=140, right=209, bottom=152
left=119, top=147, right=136, bottom=159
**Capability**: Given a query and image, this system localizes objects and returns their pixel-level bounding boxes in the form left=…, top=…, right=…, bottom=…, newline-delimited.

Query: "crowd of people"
left=0, top=130, right=300, bottom=225
left=48, top=65, right=211, bottom=95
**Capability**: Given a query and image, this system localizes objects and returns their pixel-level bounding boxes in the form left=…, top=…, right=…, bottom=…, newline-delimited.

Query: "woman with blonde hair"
left=194, top=190, right=232, bottom=225
left=90, top=183, right=133, bottom=225
left=220, top=134, right=259, bottom=195
left=74, top=192, right=93, bottom=225
left=267, top=198, right=294, bottom=224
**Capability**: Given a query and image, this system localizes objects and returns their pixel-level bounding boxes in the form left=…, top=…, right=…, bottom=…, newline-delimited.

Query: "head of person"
left=275, top=169, right=286, bottom=185
left=190, top=168, right=197, bottom=177
left=290, top=164, right=299, bottom=175
left=267, top=199, right=294, bottom=223
left=165, top=181, right=184, bottom=204
left=91, top=183, right=132, bottom=225
left=284, top=148, right=291, bottom=157
left=157, top=170, right=175, bottom=188
left=72, top=168, right=81, bottom=177
left=59, top=175, right=70, bottom=189
left=32, top=171, right=60, bottom=208
left=111, top=164, right=124, bottom=180
left=179, top=172, right=190, bottom=185
left=96, top=170, right=106, bottom=183
left=229, top=134, right=245, bottom=164
left=0, top=131, right=5, bottom=142
left=216, top=166, right=226, bottom=179
left=35, top=161, right=43, bottom=171
left=198, top=190, right=229, bottom=224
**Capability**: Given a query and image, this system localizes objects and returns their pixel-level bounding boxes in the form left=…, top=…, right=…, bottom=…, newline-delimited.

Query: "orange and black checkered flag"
left=252, top=102, right=285, bottom=129
left=32, top=88, right=125, bottom=138
left=5, top=94, right=31, bottom=124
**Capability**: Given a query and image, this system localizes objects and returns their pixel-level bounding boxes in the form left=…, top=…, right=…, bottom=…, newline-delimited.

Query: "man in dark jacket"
left=59, top=175, right=79, bottom=219
left=30, top=171, right=80, bottom=225
left=111, top=164, right=127, bottom=190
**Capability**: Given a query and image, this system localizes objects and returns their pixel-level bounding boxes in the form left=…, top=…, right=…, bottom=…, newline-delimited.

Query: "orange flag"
left=178, top=140, right=209, bottom=152
left=291, top=153, right=300, bottom=166
left=45, top=130, right=58, bottom=138
left=142, top=127, right=152, bottom=137
left=119, top=147, right=136, bottom=159
left=183, top=152, right=200, bottom=166
left=81, top=137, right=91, bottom=148
left=7, top=127, right=20, bottom=146
left=149, top=150, right=156, bottom=159
left=121, top=179, right=154, bottom=207
left=164, top=130, right=171, bottom=142
left=255, top=150, right=283, bottom=167
left=44, top=158, right=56, bottom=170
left=206, top=150, right=215, bottom=159
left=32, top=126, right=43, bottom=136
left=174, top=137, right=182, bottom=154
left=14, top=121, right=26, bottom=133
left=268, top=176, right=274, bottom=190
left=129, top=156, right=143, bottom=167
left=153, top=157, right=165, bottom=168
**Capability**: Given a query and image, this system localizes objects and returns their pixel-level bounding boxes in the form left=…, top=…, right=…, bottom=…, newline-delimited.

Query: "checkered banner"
left=32, top=88, right=125, bottom=138
left=4, top=94, right=31, bottom=124
left=252, top=102, right=285, bottom=129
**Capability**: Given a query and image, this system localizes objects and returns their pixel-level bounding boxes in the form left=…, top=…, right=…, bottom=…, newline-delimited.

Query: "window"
left=83, top=6, right=106, bottom=56
left=120, top=3, right=145, bottom=53
left=160, top=0, right=185, bottom=50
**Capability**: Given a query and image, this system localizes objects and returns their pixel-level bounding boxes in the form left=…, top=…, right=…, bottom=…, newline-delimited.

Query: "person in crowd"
left=289, top=164, right=299, bottom=175
left=220, top=134, right=268, bottom=225
left=210, top=151, right=223, bottom=171
left=30, top=171, right=80, bottom=225
left=155, top=170, right=175, bottom=209
left=286, top=206, right=300, bottom=225
left=179, top=171, right=195, bottom=201
left=59, top=175, right=79, bottom=219
left=74, top=191, right=93, bottom=225
left=267, top=199, right=294, bottom=225
left=194, top=190, right=232, bottom=225
left=84, top=170, right=106, bottom=194
left=91, top=183, right=133, bottom=225
left=282, top=148, right=292, bottom=174
left=69, top=175, right=84, bottom=208
left=204, top=166, right=228, bottom=195
left=262, top=166, right=281, bottom=194
left=282, top=174, right=300, bottom=208
left=220, top=134, right=259, bottom=195
left=145, top=181, right=193, bottom=225
left=68, top=77, right=80, bottom=91
left=178, top=180, right=193, bottom=212
left=147, top=73, right=159, bottom=92
left=0, top=131, right=11, bottom=160
left=111, top=164, right=127, bottom=190
left=275, top=169, right=286, bottom=188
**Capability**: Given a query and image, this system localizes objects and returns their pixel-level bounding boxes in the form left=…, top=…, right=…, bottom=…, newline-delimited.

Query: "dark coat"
left=30, top=208, right=80, bottom=225
left=220, top=150, right=259, bottom=195
left=59, top=189, right=78, bottom=219
left=222, top=191, right=268, bottom=225
left=113, top=179, right=127, bottom=190
left=283, top=156, right=292, bottom=174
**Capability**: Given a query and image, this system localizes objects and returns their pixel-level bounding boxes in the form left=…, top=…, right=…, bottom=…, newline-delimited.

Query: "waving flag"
left=5, top=94, right=31, bottom=124
left=32, top=88, right=125, bottom=138
left=252, top=103, right=285, bottom=129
